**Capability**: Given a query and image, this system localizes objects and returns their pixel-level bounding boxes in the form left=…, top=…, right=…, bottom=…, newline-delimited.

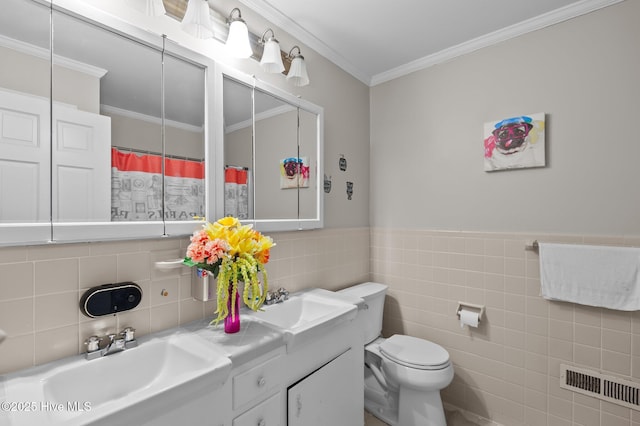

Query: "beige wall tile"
left=179, top=298, right=205, bottom=325
left=117, top=252, right=151, bottom=282
left=603, top=350, right=631, bottom=376
left=35, top=325, right=78, bottom=365
left=5, top=223, right=640, bottom=425
left=35, top=258, right=78, bottom=295
left=0, top=334, right=34, bottom=373
left=603, top=310, right=633, bottom=333
left=548, top=396, right=572, bottom=421
left=602, top=412, right=633, bottom=426
left=601, top=400, right=631, bottom=420
left=603, top=329, right=632, bottom=354
left=79, top=255, right=118, bottom=289
left=575, top=324, right=602, bottom=348
left=548, top=338, right=573, bottom=362
left=117, top=309, right=150, bottom=338
left=574, top=343, right=602, bottom=369
left=150, top=277, right=179, bottom=306
left=149, top=302, right=179, bottom=333
left=0, top=247, right=27, bottom=263
left=573, top=402, right=600, bottom=426
left=35, top=292, right=78, bottom=331
left=27, top=243, right=88, bottom=261
left=0, top=298, right=34, bottom=336
left=0, top=263, right=34, bottom=301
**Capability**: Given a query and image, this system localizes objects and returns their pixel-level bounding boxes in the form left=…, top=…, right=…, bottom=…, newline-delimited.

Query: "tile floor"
left=364, top=409, right=480, bottom=426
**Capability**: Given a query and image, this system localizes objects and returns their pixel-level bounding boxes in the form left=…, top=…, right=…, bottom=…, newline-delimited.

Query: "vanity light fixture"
left=286, top=45, right=309, bottom=87
left=259, top=28, right=285, bottom=73
left=144, top=0, right=166, bottom=17
left=225, top=8, right=252, bottom=58
left=181, top=0, right=214, bottom=39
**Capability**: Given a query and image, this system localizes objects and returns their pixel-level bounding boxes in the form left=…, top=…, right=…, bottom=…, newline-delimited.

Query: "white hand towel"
left=539, top=243, right=640, bottom=311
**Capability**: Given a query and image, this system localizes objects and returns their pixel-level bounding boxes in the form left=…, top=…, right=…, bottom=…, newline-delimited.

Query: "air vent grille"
left=560, top=364, right=640, bottom=411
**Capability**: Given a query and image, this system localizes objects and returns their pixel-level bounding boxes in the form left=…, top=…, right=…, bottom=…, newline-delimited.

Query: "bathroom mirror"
left=0, top=0, right=212, bottom=245
left=222, top=76, right=254, bottom=219
left=220, top=69, right=324, bottom=231
left=0, top=0, right=53, bottom=244
left=253, top=86, right=298, bottom=221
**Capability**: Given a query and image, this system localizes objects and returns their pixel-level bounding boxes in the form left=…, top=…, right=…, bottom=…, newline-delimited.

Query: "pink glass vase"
left=224, top=286, right=241, bottom=334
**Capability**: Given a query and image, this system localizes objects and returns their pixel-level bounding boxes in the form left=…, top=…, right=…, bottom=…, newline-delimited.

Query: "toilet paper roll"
left=459, top=309, right=479, bottom=329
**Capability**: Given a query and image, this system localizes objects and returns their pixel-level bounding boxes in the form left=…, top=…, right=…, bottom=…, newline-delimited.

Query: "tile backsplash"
left=6, top=225, right=640, bottom=425
left=0, top=227, right=370, bottom=375
left=371, top=228, right=640, bottom=426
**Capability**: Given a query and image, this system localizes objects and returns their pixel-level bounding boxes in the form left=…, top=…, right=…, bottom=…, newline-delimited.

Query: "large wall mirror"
left=0, top=0, right=322, bottom=246
left=220, top=70, right=323, bottom=231
left=0, top=0, right=212, bottom=245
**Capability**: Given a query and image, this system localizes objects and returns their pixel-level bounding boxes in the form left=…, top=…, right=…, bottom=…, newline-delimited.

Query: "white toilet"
left=338, top=282, right=454, bottom=426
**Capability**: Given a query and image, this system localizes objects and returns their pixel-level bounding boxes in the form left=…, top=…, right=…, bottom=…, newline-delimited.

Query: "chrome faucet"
left=265, top=288, right=289, bottom=305
left=84, top=327, right=137, bottom=360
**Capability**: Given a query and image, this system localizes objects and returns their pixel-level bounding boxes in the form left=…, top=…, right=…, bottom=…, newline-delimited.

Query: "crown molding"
left=238, top=0, right=623, bottom=87
left=101, top=104, right=203, bottom=133
left=371, top=0, right=624, bottom=86
left=0, top=34, right=108, bottom=78
left=225, top=103, right=295, bottom=134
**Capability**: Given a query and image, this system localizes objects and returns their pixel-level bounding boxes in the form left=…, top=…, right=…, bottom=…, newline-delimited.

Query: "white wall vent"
left=560, top=364, right=640, bottom=410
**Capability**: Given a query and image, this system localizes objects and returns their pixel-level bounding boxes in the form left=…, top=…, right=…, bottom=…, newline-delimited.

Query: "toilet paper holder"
left=456, top=301, right=485, bottom=323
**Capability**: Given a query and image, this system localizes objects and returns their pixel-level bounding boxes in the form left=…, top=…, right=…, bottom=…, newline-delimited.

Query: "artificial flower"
left=183, top=217, right=275, bottom=324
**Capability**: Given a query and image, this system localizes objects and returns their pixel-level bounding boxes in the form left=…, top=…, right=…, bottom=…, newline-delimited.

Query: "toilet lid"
left=379, top=335, right=450, bottom=370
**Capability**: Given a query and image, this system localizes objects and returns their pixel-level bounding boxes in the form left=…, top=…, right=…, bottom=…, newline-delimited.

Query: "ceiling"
left=237, top=0, right=622, bottom=86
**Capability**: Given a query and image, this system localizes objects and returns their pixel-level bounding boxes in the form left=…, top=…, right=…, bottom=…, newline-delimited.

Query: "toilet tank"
left=338, top=282, right=388, bottom=344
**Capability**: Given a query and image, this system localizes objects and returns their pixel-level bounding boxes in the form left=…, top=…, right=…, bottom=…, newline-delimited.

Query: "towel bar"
left=525, top=240, right=539, bottom=252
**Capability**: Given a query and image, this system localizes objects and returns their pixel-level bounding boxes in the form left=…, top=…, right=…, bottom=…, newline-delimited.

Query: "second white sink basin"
left=247, top=288, right=358, bottom=350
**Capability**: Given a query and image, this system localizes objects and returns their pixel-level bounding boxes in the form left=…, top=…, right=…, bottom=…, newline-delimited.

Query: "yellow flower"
left=184, top=216, right=276, bottom=325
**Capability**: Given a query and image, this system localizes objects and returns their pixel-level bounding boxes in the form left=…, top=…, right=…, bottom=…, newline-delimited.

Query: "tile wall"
left=371, top=228, right=640, bottom=426
left=0, top=227, right=370, bottom=375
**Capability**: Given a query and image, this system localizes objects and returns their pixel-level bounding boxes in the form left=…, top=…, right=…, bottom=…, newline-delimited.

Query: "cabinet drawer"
left=233, top=393, right=281, bottom=426
left=233, top=355, right=283, bottom=409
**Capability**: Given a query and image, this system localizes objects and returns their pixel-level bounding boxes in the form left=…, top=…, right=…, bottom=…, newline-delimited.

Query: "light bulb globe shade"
left=226, top=20, right=252, bottom=58
left=286, top=55, right=309, bottom=87
left=181, top=0, right=214, bottom=39
left=145, top=0, right=166, bottom=16
left=260, top=38, right=285, bottom=73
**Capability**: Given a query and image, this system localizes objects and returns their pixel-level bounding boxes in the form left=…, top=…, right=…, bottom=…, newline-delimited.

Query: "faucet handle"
left=84, top=335, right=102, bottom=353
left=120, top=327, right=136, bottom=342
left=278, top=288, right=289, bottom=300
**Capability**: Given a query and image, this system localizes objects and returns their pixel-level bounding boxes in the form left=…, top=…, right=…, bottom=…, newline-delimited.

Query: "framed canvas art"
left=484, top=113, right=545, bottom=171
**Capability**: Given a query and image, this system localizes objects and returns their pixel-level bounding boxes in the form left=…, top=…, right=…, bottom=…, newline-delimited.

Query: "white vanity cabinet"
left=287, top=349, right=360, bottom=426
left=231, top=348, right=285, bottom=426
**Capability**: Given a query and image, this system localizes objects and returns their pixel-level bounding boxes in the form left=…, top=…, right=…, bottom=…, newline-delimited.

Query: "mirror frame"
left=0, top=0, right=323, bottom=247
left=0, top=0, right=215, bottom=246
left=216, top=65, right=324, bottom=232
left=50, top=2, right=215, bottom=242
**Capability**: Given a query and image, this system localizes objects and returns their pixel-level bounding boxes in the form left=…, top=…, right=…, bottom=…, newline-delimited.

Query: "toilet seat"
left=379, top=335, right=450, bottom=371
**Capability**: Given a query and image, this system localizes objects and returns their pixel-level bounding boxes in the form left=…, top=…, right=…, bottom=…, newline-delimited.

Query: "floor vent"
left=560, top=364, right=640, bottom=410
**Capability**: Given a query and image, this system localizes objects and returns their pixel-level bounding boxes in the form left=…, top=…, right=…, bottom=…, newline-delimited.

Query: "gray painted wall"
left=370, top=0, right=640, bottom=236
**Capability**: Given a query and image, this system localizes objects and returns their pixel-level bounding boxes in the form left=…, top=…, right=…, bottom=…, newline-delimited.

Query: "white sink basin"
left=0, top=331, right=231, bottom=426
left=247, top=288, right=358, bottom=350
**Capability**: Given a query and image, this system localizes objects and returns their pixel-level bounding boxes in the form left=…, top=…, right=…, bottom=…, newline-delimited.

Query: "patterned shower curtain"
left=111, top=148, right=204, bottom=221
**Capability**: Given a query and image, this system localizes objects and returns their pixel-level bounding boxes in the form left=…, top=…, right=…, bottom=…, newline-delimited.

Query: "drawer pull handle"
left=257, top=418, right=266, bottom=426
left=257, top=377, right=266, bottom=387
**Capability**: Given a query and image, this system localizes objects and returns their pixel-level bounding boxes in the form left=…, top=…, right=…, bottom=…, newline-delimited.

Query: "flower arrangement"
left=183, top=216, right=275, bottom=325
